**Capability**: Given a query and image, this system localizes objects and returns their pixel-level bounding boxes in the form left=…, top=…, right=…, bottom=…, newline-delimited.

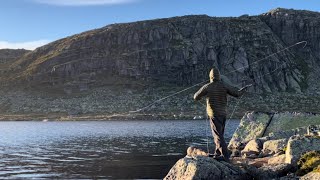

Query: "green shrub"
left=296, top=151, right=320, bottom=176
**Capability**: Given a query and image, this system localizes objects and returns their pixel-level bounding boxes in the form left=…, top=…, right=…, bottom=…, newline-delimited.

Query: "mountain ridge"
left=0, top=8, right=320, bottom=119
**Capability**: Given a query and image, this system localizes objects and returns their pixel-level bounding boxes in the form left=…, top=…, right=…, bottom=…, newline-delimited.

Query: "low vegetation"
left=296, top=151, right=320, bottom=176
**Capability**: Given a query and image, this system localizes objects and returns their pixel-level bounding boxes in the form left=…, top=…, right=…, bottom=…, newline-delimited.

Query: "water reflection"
left=0, top=120, right=239, bottom=179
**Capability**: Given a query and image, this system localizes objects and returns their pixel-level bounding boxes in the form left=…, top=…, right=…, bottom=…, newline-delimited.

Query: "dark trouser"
left=209, top=115, right=229, bottom=160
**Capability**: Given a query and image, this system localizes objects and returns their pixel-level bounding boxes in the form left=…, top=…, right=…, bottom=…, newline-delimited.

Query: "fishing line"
left=129, top=41, right=307, bottom=113
left=196, top=101, right=211, bottom=154
left=206, top=115, right=210, bottom=154
left=198, top=41, right=307, bottom=155
left=222, top=41, right=307, bottom=76
left=43, top=40, right=307, bottom=123
left=51, top=47, right=171, bottom=72
left=201, top=61, right=287, bottom=154
left=128, top=80, right=208, bottom=113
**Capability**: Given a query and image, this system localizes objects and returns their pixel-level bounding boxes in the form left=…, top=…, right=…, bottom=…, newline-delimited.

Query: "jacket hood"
left=209, top=67, right=221, bottom=82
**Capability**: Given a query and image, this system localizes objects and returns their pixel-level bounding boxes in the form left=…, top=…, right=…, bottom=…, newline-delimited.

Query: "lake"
left=0, top=120, right=239, bottom=179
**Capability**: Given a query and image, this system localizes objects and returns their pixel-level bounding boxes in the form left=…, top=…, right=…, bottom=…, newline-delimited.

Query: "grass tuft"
left=296, top=151, right=320, bottom=176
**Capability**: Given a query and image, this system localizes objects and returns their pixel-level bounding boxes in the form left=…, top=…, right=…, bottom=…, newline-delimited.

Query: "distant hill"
left=0, top=49, right=30, bottom=64
left=0, top=8, right=319, bottom=120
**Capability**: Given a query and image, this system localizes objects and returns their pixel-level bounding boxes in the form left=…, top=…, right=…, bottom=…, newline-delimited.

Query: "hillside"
left=0, top=49, right=30, bottom=74
left=0, top=8, right=320, bottom=120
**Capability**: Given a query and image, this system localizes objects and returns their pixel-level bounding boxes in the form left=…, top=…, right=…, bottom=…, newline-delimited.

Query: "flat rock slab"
left=300, top=172, right=320, bottom=180
left=264, top=113, right=320, bottom=135
left=268, top=154, right=286, bottom=165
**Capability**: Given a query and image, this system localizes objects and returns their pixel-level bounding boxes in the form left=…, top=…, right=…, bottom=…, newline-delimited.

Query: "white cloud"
left=33, top=0, right=137, bottom=6
left=0, top=40, right=51, bottom=50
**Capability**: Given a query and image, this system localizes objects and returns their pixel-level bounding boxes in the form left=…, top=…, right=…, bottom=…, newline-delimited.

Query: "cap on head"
left=209, top=67, right=221, bottom=82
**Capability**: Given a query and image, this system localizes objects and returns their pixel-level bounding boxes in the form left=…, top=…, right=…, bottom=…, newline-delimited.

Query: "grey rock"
left=285, top=135, right=320, bottom=165
left=307, top=125, right=320, bottom=136
left=268, top=154, right=286, bottom=165
left=300, top=172, right=320, bottom=180
left=264, top=113, right=320, bottom=136
left=186, top=146, right=208, bottom=158
left=229, top=112, right=320, bottom=152
left=241, top=139, right=263, bottom=158
left=262, top=138, right=287, bottom=155
left=243, top=163, right=294, bottom=180
left=228, top=112, right=271, bottom=150
left=164, top=156, right=250, bottom=180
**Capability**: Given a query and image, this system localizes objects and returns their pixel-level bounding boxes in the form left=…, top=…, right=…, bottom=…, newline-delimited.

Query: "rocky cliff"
left=1, top=8, right=320, bottom=119
left=6, top=8, right=320, bottom=92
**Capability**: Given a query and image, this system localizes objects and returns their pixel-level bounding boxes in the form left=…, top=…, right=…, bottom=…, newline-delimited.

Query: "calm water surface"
left=0, top=120, right=239, bottom=179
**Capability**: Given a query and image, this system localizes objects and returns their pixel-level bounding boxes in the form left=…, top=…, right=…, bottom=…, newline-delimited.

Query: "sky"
left=1, top=0, right=319, bottom=50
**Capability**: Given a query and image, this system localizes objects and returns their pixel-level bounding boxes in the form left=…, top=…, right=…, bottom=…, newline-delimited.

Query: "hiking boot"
left=212, top=156, right=225, bottom=161
left=213, top=156, right=231, bottom=163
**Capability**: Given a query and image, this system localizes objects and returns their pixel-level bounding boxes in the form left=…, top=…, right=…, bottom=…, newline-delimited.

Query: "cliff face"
left=260, top=8, right=320, bottom=93
left=5, top=8, right=320, bottom=94
left=1, top=8, right=320, bottom=118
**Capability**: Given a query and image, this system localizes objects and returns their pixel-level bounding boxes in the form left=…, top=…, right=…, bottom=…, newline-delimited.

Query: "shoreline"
left=0, top=113, right=239, bottom=121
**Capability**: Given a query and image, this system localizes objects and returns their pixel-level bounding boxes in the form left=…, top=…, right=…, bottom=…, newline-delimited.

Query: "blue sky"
left=1, top=0, right=319, bottom=50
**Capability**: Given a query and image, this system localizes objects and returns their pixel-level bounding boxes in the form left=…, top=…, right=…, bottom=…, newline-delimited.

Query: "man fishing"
left=193, top=67, right=251, bottom=162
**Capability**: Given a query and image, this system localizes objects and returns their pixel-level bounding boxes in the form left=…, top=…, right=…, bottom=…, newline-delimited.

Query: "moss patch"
left=296, top=151, right=320, bottom=176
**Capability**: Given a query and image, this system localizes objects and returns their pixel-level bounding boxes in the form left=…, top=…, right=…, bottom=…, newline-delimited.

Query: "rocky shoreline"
left=0, top=112, right=202, bottom=121
left=165, top=112, right=320, bottom=179
left=0, top=85, right=320, bottom=121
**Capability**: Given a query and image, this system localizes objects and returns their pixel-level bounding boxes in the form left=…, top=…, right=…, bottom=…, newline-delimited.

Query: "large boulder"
left=228, top=112, right=272, bottom=150
left=228, top=112, right=320, bottom=151
left=241, top=139, right=263, bottom=158
left=285, top=136, right=320, bottom=165
left=186, top=146, right=208, bottom=158
left=164, top=156, right=250, bottom=180
left=243, top=163, right=293, bottom=180
left=262, top=138, right=287, bottom=156
left=268, top=154, right=286, bottom=165
left=268, top=126, right=310, bottom=140
left=300, top=172, right=320, bottom=180
left=264, top=112, right=320, bottom=135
